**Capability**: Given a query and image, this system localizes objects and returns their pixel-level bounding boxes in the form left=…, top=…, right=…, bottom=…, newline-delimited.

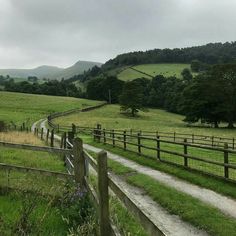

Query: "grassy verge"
left=83, top=136, right=236, bottom=199
left=89, top=151, right=236, bottom=236
left=88, top=174, right=147, bottom=236
left=0, top=131, right=98, bottom=235
left=127, top=174, right=236, bottom=236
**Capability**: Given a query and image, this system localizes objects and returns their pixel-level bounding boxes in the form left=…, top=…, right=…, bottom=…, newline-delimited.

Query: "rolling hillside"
left=53, top=60, right=102, bottom=80
left=0, top=60, right=102, bottom=80
left=117, top=63, right=191, bottom=81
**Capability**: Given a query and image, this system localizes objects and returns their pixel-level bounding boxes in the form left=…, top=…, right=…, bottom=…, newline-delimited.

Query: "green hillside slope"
left=117, top=63, right=191, bottom=81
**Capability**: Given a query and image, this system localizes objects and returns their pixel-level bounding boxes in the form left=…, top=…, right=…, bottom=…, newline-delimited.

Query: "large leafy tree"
left=119, top=81, right=144, bottom=116
left=181, top=64, right=236, bottom=128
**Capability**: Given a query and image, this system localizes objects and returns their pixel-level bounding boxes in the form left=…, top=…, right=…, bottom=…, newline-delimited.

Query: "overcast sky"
left=0, top=0, right=236, bottom=68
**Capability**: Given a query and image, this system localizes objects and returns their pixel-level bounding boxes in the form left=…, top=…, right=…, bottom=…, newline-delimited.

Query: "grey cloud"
left=0, top=0, right=235, bottom=68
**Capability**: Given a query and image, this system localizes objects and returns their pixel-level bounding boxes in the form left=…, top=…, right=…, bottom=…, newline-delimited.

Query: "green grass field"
left=117, top=63, right=192, bottom=81
left=0, top=91, right=100, bottom=126
left=55, top=105, right=236, bottom=181
left=55, top=104, right=236, bottom=138
left=0, top=132, right=70, bottom=235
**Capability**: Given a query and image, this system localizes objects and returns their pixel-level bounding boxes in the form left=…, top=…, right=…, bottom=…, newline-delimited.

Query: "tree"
left=181, top=68, right=193, bottom=81
left=191, top=60, right=201, bottom=72
left=119, top=81, right=144, bottom=116
left=181, top=64, right=236, bottom=128
left=87, top=76, right=124, bottom=103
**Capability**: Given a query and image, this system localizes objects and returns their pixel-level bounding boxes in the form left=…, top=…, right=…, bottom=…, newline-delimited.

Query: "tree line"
left=86, top=64, right=236, bottom=128
left=2, top=79, right=82, bottom=97
left=103, top=42, right=236, bottom=70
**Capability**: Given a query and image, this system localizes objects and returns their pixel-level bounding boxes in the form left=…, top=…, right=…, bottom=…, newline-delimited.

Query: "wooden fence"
left=0, top=140, right=73, bottom=193
left=47, top=103, right=107, bottom=132
left=0, top=129, right=164, bottom=235
left=88, top=127, right=236, bottom=183
left=64, top=137, right=165, bottom=236
left=48, top=119, right=236, bottom=150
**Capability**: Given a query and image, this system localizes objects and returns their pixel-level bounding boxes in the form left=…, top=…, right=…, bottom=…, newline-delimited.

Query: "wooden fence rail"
left=73, top=137, right=165, bottom=236
left=91, top=128, right=236, bottom=183
left=48, top=118, right=236, bottom=149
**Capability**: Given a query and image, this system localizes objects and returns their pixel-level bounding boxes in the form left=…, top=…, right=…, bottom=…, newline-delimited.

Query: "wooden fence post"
left=233, top=138, right=235, bottom=149
left=22, top=122, right=25, bottom=131
left=60, top=134, right=64, bottom=148
left=50, top=129, right=54, bottom=147
left=157, top=135, right=160, bottom=160
left=97, top=151, right=110, bottom=235
left=40, top=128, right=44, bottom=140
left=68, top=131, right=74, bottom=144
left=34, top=127, right=36, bottom=135
left=224, top=143, right=229, bottom=178
left=124, top=130, right=127, bottom=150
left=112, top=129, right=115, bottom=147
left=97, top=124, right=101, bottom=143
left=192, top=134, right=194, bottom=143
left=73, top=137, right=86, bottom=188
left=138, top=132, right=141, bottom=155
left=93, top=128, right=96, bottom=141
left=211, top=136, right=214, bottom=147
left=174, top=132, right=176, bottom=142
left=46, top=129, right=50, bottom=143
left=63, top=132, right=67, bottom=149
left=36, top=128, right=39, bottom=137
left=184, top=138, right=188, bottom=167
left=103, top=129, right=106, bottom=144
left=72, top=123, right=76, bottom=135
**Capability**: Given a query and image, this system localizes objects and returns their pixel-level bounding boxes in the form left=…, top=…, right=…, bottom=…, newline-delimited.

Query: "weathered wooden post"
left=93, top=128, right=96, bottom=141
left=224, top=143, right=229, bottom=178
left=60, top=134, right=64, bottom=148
left=138, top=132, right=141, bottom=155
left=103, top=129, right=106, bottom=144
left=40, top=128, right=44, bottom=140
left=96, top=124, right=102, bottom=143
left=112, top=129, right=115, bottom=147
left=97, top=151, right=110, bottom=236
left=34, top=127, right=36, bottom=135
left=184, top=138, right=188, bottom=167
left=68, top=131, right=74, bottom=144
left=211, top=136, right=214, bottom=147
left=157, top=135, right=160, bottom=160
left=124, top=130, right=127, bottom=150
left=174, top=132, right=176, bottom=142
left=233, top=138, right=235, bottom=150
left=63, top=132, right=67, bottom=149
left=50, top=129, right=54, bottom=147
left=36, top=128, right=39, bottom=137
left=73, top=137, right=86, bottom=188
left=22, top=122, right=25, bottom=131
left=46, top=129, right=50, bottom=143
left=72, top=123, right=76, bottom=135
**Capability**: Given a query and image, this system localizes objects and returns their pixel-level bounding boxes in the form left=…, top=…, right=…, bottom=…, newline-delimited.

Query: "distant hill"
left=0, top=61, right=102, bottom=80
left=53, top=61, right=103, bottom=80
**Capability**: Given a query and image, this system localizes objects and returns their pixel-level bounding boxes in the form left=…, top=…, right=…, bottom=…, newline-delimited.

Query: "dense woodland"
left=103, top=42, right=236, bottom=70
